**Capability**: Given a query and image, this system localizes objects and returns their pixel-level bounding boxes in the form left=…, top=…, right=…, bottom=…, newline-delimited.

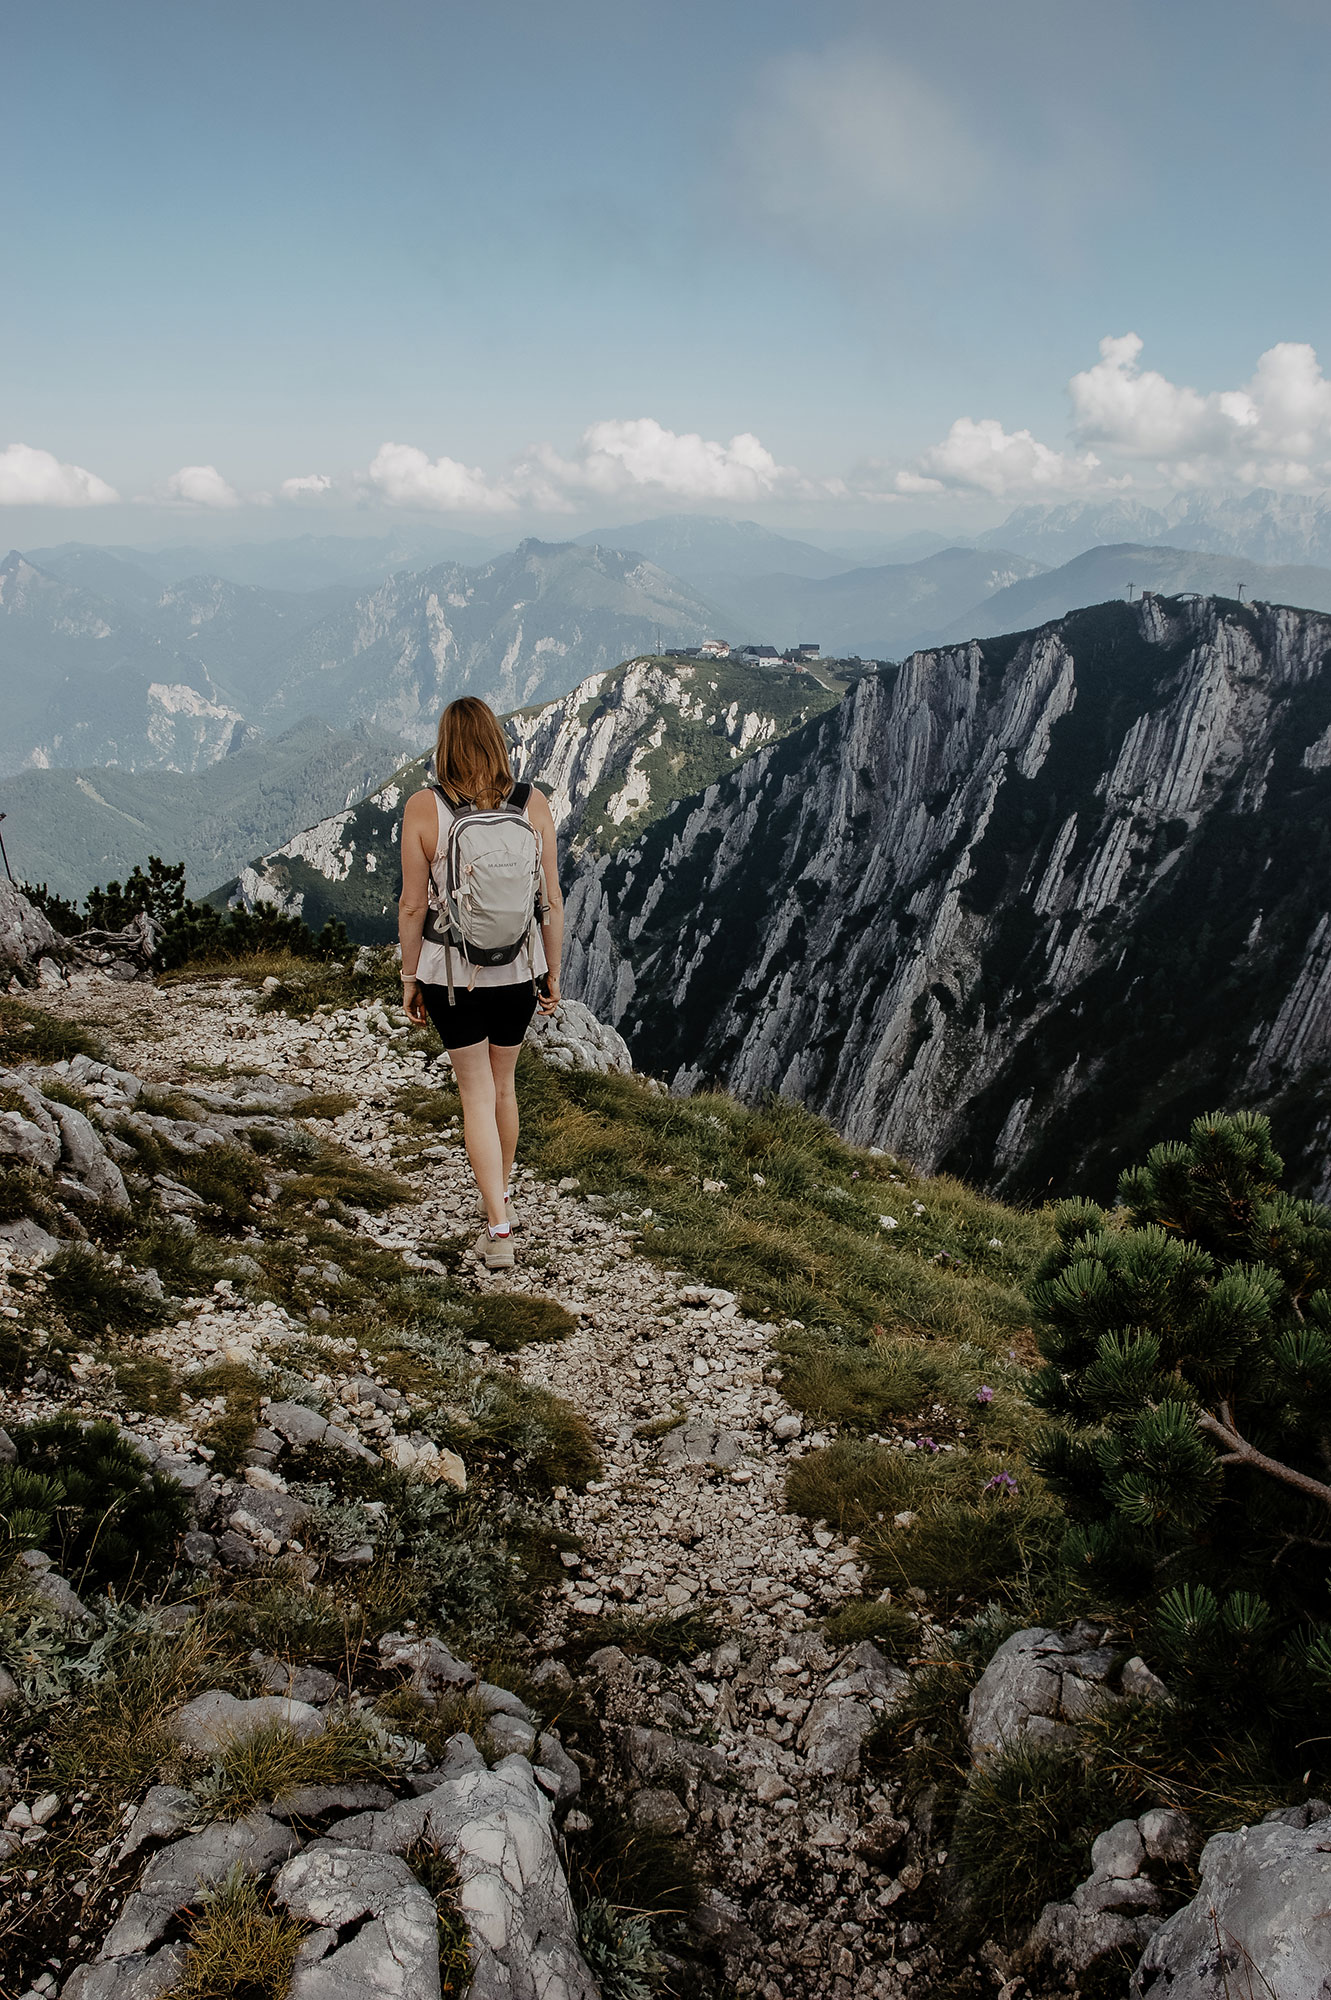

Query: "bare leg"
left=489, top=1041, right=522, bottom=1185
left=450, top=1042, right=507, bottom=1228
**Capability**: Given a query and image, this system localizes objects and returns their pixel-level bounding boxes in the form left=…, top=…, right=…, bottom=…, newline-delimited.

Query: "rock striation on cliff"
left=563, top=594, right=1331, bottom=1198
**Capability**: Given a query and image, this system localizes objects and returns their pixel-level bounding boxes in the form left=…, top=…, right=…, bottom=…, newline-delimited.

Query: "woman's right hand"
left=539, top=973, right=561, bottom=1016
left=403, top=978, right=428, bottom=1025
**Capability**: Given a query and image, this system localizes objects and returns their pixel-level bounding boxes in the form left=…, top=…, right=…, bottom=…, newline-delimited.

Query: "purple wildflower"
left=976, top=1385, right=994, bottom=1404
left=983, top=1471, right=1019, bottom=1495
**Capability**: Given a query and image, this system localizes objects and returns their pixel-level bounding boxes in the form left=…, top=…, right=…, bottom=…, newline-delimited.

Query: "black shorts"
left=418, top=980, right=538, bottom=1051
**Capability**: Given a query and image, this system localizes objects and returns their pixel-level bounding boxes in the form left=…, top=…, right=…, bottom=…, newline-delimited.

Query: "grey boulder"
left=96, top=1813, right=300, bottom=1959
left=169, top=1689, right=326, bottom=1755
left=798, top=1696, right=875, bottom=1779
left=320, top=1755, right=600, bottom=2000
left=275, top=1846, right=442, bottom=2000
left=1131, top=1812, right=1331, bottom=1999
left=967, top=1626, right=1114, bottom=1764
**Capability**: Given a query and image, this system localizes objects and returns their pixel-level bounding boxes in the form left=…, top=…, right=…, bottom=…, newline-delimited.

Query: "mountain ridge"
left=561, top=593, right=1331, bottom=1201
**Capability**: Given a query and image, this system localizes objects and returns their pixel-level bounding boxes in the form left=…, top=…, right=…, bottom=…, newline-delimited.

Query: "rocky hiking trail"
left=5, top=969, right=1327, bottom=2000
left=2, top=974, right=933, bottom=2000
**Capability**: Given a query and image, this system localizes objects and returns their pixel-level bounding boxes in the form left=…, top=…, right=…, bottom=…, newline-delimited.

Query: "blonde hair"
left=434, top=698, right=514, bottom=810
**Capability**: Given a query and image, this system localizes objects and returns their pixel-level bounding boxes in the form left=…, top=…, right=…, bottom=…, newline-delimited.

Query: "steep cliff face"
left=227, top=655, right=845, bottom=938
left=564, top=596, right=1331, bottom=1199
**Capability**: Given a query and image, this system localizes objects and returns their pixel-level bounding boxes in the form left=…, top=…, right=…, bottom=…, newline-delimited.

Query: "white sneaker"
left=504, top=1190, right=522, bottom=1230
left=476, top=1225, right=515, bottom=1270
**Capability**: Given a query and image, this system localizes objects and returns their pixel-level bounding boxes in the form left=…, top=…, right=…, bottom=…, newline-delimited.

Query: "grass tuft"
left=821, top=1600, right=918, bottom=1655
left=950, top=1740, right=1125, bottom=1937
left=197, top=1715, right=392, bottom=1816
left=167, top=1864, right=307, bottom=2000
left=468, top=1293, right=578, bottom=1351
left=0, top=996, right=102, bottom=1065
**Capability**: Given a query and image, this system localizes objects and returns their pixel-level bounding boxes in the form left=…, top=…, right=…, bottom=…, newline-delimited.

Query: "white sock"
left=488, top=1221, right=511, bottom=1239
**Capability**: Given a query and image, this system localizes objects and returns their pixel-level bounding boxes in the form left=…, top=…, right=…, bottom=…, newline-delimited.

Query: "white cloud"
left=1070, top=333, right=1331, bottom=486
left=367, top=443, right=517, bottom=514
left=162, top=464, right=243, bottom=508
left=896, top=417, right=1102, bottom=498
left=518, top=418, right=803, bottom=507
left=280, top=472, right=334, bottom=498
left=0, top=442, right=119, bottom=506
left=728, top=42, right=987, bottom=247
left=897, top=335, right=1331, bottom=498
left=368, top=419, right=812, bottom=513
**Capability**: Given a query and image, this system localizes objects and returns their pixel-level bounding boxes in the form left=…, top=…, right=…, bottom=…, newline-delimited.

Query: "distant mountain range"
left=26, top=529, right=513, bottom=594
left=711, top=546, right=1048, bottom=656
left=0, top=540, right=730, bottom=776
left=4, top=717, right=407, bottom=903
left=976, top=489, right=1331, bottom=568
left=224, top=652, right=852, bottom=939
left=934, top=542, right=1331, bottom=644
left=563, top=594, right=1331, bottom=1202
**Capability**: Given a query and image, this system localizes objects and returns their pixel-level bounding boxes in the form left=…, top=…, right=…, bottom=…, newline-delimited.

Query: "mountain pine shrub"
left=2, top=1415, right=190, bottom=1593
left=1030, top=1110, right=1331, bottom=1751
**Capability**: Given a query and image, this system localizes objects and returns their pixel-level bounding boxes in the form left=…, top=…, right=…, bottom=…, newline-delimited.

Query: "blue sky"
left=5, top=0, right=1331, bottom=542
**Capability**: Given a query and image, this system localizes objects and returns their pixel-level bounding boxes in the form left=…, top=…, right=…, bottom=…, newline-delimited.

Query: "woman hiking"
left=398, top=696, right=563, bottom=1271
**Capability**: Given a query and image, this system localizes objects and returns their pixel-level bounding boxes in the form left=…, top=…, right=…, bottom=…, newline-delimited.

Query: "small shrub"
left=951, top=1741, right=1125, bottom=1937
left=51, top=1619, right=239, bottom=1790
left=0, top=997, right=101, bottom=1065
left=190, top=1362, right=264, bottom=1475
left=289, top=1090, right=359, bottom=1120
left=822, top=1600, right=918, bottom=1656
left=469, top=1293, right=577, bottom=1351
left=577, top=1896, right=665, bottom=2000
left=45, top=1245, right=169, bottom=1338
left=469, top=1375, right=601, bottom=1490
left=567, top=1606, right=722, bottom=1664
left=167, top=1863, right=307, bottom=1999
left=3, top=1414, right=190, bottom=1593
left=377, top=1685, right=492, bottom=1762
left=179, top=1144, right=268, bottom=1224
left=114, top=1355, right=183, bottom=1416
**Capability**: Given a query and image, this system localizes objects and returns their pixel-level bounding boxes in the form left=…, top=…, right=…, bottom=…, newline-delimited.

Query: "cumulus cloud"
left=1070, top=333, right=1331, bottom=485
left=0, top=442, right=119, bottom=506
left=728, top=42, right=987, bottom=249
left=896, top=417, right=1102, bottom=498
left=518, top=419, right=803, bottom=507
left=368, top=419, right=811, bottom=513
left=367, top=443, right=517, bottom=514
left=280, top=472, right=334, bottom=498
left=897, top=335, right=1331, bottom=497
left=162, top=464, right=243, bottom=508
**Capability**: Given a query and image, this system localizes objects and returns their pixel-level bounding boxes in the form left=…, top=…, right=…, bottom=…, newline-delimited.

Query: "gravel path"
left=28, top=972, right=934, bottom=1999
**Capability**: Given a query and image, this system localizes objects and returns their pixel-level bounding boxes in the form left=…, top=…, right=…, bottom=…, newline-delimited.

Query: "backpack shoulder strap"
left=507, top=781, right=532, bottom=813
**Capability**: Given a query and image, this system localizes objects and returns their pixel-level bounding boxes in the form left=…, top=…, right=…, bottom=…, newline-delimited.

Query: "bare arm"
left=529, top=786, right=564, bottom=1013
left=398, top=790, right=436, bottom=1023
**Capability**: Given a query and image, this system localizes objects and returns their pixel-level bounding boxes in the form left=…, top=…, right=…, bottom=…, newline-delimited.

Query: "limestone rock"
left=0, top=880, right=65, bottom=979
left=318, top=1756, right=599, bottom=2000
left=798, top=1696, right=875, bottom=1778
left=51, top=1101, right=131, bottom=1210
left=275, top=1846, right=443, bottom=2000
left=629, top=1787, right=689, bottom=1835
left=377, top=1631, right=475, bottom=1690
left=169, top=1689, right=326, bottom=1755
left=96, top=1813, right=299, bottom=1959
left=966, top=1626, right=1105, bottom=1763
left=526, top=997, right=632, bottom=1076
left=1131, top=1813, right=1331, bottom=1999
left=62, top=1944, right=187, bottom=1999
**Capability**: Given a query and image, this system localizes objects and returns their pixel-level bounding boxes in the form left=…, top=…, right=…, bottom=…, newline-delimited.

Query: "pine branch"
left=1197, top=1400, right=1331, bottom=1508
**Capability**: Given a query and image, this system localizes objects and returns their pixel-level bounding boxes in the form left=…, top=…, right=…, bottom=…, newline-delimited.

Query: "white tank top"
left=414, top=789, right=548, bottom=990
